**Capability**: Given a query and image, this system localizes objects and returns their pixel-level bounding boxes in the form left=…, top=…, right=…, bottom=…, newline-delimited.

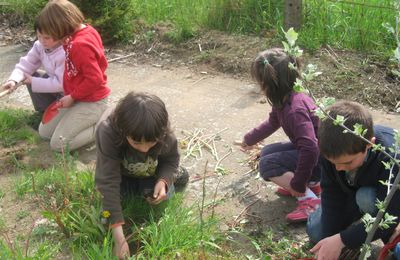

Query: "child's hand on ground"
left=23, top=74, right=32, bottom=84
left=59, top=95, right=74, bottom=108
left=147, top=180, right=167, bottom=205
left=112, top=225, right=130, bottom=259
left=234, top=140, right=255, bottom=152
left=310, top=233, right=344, bottom=260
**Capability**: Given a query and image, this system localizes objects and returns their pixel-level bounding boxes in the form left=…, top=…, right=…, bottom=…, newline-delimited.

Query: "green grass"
left=300, top=0, right=396, bottom=52
left=130, top=195, right=224, bottom=259
left=2, top=0, right=399, bottom=52
left=0, top=108, right=39, bottom=147
left=10, top=158, right=236, bottom=258
left=130, top=0, right=397, bottom=53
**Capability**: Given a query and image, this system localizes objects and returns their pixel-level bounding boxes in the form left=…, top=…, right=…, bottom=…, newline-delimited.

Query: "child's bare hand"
left=147, top=180, right=167, bottom=205
left=112, top=226, right=130, bottom=259
left=59, top=95, right=74, bottom=108
left=1, top=80, right=18, bottom=92
left=234, top=140, right=255, bottom=152
left=23, top=74, right=32, bottom=84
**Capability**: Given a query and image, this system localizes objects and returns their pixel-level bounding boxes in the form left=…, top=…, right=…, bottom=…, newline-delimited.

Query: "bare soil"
left=1, top=18, right=399, bottom=258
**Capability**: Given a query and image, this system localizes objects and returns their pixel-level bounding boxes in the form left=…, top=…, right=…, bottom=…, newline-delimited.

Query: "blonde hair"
left=38, top=0, right=84, bottom=40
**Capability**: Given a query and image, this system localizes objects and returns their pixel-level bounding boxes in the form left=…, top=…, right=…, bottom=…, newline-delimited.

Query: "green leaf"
left=283, top=27, right=298, bottom=47
left=333, top=115, right=346, bottom=125
left=353, top=123, right=367, bottom=137
left=314, top=108, right=326, bottom=120
left=381, top=161, right=392, bottom=170
left=282, top=41, right=290, bottom=53
left=288, top=62, right=296, bottom=71
left=372, top=144, right=383, bottom=152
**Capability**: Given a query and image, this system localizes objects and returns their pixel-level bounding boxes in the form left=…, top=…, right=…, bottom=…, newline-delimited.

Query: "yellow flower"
left=102, top=210, right=110, bottom=218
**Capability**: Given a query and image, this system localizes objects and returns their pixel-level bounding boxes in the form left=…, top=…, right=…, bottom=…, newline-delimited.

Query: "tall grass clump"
left=0, top=108, right=38, bottom=147
left=300, top=0, right=397, bottom=52
left=131, top=0, right=211, bottom=42
left=129, top=194, right=224, bottom=259
left=14, top=162, right=107, bottom=248
left=206, top=0, right=284, bottom=34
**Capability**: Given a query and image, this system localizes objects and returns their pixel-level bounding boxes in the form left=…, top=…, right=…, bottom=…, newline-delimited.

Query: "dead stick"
left=244, top=184, right=261, bottom=199
left=245, top=213, right=262, bottom=220
left=108, top=53, right=135, bottom=63
left=0, top=89, right=10, bottom=98
left=191, top=76, right=206, bottom=86
left=190, top=173, right=216, bottom=182
left=214, top=148, right=232, bottom=172
left=233, top=198, right=261, bottom=223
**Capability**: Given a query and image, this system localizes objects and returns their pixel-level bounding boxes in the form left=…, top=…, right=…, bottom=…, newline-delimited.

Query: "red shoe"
left=276, top=183, right=321, bottom=196
left=286, top=198, right=321, bottom=223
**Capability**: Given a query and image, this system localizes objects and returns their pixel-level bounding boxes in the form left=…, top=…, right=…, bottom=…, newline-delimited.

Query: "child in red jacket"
left=37, top=0, right=110, bottom=151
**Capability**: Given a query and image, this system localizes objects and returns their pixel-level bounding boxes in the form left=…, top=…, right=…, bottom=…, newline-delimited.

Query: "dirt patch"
left=2, top=15, right=399, bottom=111
left=109, top=25, right=399, bottom=112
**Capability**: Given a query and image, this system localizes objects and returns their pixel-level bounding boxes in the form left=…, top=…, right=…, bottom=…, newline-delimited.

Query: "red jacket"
left=63, top=25, right=110, bottom=102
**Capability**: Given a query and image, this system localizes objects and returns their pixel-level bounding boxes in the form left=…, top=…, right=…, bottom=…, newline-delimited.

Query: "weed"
left=131, top=194, right=224, bottom=258
left=0, top=189, right=4, bottom=199
left=0, top=108, right=38, bottom=147
left=78, top=231, right=115, bottom=259
left=0, top=238, right=60, bottom=260
left=16, top=210, right=30, bottom=220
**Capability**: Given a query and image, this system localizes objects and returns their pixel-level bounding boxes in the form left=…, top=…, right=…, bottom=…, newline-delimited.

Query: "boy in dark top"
left=95, top=92, right=188, bottom=259
left=307, top=100, right=400, bottom=259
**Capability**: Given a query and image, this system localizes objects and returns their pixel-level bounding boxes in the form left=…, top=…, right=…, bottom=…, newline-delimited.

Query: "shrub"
left=72, top=0, right=135, bottom=44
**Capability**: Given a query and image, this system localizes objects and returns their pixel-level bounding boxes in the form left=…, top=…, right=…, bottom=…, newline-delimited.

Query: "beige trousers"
left=39, top=98, right=109, bottom=152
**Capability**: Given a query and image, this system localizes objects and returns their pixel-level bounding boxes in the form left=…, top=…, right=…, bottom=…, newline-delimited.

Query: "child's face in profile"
left=37, top=31, right=61, bottom=49
left=326, top=148, right=369, bottom=173
left=127, top=137, right=157, bottom=153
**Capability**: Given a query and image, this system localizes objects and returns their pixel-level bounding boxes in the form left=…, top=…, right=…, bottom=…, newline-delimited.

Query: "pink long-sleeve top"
left=9, top=40, right=65, bottom=93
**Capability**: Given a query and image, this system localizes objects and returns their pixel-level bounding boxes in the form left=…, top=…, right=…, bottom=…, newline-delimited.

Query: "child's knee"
left=49, top=137, right=63, bottom=152
left=38, top=123, right=52, bottom=140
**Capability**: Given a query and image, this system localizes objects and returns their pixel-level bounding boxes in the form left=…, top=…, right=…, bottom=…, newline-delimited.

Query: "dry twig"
left=108, top=53, right=135, bottom=63
left=231, top=198, right=261, bottom=228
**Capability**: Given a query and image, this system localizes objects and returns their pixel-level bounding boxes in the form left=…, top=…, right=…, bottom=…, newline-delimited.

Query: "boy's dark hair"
left=251, top=48, right=301, bottom=108
left=111, top=92, right=170, bottom=142
left=38, top=0, right=84, bottom=40
left=318, top=100, right=374, bottom=158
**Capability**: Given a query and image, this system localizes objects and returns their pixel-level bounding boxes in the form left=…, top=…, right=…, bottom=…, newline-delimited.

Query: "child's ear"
left=370, top=137, right=376, bottom=144
left=366, top=137, right=376, bottom=149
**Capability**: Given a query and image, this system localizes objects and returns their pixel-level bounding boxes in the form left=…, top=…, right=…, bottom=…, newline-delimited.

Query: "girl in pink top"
left=2, top=20, right=64, bottom=113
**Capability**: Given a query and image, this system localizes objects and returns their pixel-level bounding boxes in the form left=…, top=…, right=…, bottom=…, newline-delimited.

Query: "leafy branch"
left=283, top=28, right=400, bottom=260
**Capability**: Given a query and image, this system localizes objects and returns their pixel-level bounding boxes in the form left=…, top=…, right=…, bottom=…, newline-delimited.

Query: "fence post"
left=284, top=0, right=302, bottom=30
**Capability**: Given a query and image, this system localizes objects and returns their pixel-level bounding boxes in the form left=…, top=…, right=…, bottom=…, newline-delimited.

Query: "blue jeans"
left=307, top=186, right=377, bottom=244
left=395, top=243, right=400, bottom=259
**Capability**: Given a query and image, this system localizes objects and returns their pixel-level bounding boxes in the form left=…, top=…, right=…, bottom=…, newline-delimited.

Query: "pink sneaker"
left=276, top=183, right=321, bottom=197
left=286, top=198, right=321, bottom=223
